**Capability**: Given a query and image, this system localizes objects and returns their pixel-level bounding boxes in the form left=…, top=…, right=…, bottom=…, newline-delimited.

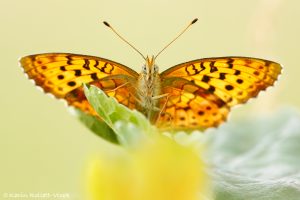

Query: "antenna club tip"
left=103, top=21, right=110, bottom=27
left=191, top=18, right=198, bottom=24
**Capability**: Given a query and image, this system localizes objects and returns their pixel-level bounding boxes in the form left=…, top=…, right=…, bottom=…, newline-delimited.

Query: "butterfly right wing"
left=20, top=53, right=139, bottom=115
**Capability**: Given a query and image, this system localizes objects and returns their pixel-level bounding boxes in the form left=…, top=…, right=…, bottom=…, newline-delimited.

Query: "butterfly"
left=20, top=19, right=282, bottom=131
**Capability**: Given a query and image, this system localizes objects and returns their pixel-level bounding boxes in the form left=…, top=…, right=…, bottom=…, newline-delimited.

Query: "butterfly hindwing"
left=157, top=77, right=229, bottom=130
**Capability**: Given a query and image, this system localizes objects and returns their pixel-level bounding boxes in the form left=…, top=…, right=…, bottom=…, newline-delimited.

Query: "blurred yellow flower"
left=86, top=135, right=211, bottom=200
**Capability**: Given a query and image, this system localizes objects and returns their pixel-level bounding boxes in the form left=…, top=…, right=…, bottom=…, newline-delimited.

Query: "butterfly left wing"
left=20, top=53, right=138, bottom=115
left=159, top=57, right=282, bottom=130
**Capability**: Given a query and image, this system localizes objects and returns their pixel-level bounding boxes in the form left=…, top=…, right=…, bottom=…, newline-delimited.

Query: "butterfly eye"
left=142, top=65, right=147, bottom=73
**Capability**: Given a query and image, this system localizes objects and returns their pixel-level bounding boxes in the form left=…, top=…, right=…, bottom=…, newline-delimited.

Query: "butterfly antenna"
left=154, top=18, right=198, bottom=60
left=103, top=21, right=146, bottom=61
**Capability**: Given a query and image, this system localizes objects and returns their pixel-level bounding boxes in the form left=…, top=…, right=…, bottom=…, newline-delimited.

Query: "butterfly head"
left=142, top=55, right=159, bottom=76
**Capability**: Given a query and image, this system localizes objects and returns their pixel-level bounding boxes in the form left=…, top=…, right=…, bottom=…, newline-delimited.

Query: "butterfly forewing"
left=158, top=57, right=282, bottom=130
left=161, top=57, right=282, bottom=106
left=20, top=53, right=138, bottom=114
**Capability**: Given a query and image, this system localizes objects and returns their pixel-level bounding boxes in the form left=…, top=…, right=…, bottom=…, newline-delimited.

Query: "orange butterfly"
left=20, top=19, right=282, bottom=130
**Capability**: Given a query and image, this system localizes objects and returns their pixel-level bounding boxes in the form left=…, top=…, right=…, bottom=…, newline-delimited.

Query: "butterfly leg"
left=152, top=93, right=169, bottom=100
left=104, top=82, right=130, bottom=93
left=153, top=93, right=171, bottom=125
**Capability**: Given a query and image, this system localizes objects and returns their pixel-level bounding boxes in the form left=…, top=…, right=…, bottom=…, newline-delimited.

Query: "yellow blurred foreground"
left=86, top=136, right=210, bottom=200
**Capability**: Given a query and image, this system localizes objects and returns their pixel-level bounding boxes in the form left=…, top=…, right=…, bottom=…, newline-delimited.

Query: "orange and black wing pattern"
left=159, top=57, right=282, bottom=130
left=20, top=53, right=138, bottom=115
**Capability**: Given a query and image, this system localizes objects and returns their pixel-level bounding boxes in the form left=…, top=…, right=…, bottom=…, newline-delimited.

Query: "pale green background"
left=0, top=0, right=299, bottom=199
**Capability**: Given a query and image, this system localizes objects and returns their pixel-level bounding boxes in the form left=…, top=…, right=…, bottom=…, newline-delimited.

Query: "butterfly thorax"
left=137, top=55, right=161, bottom=121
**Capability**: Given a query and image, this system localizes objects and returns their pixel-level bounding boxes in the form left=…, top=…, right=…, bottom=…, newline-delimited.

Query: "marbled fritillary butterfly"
left=20, top=19, right=282, bottom=130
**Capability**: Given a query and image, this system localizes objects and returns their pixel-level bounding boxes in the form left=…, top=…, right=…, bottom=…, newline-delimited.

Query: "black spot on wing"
left=208, top=86, right=215, bottom=93
left=57, top=75, right=64, bottom=80
left=227, top=58, right=234, bottom=68
left=68, top=81, right=76, bottom=87
left=225, top=85, right=234, bottom=91
left=236, top=79, right=243, bottom=84
left=209, top=61, right=218, bottom=72
left=66, top=55, right=73, bottom=65
left=219, top=73, right=226, bottom=80
left=234, top=70, right=241, bottom=75
left=74, top=70, right=81, bottom=76
left=202, top=75, right=210, bottom=83
left=83, top=59, right=90, bottom=70
left=198, top=111, right=204, bottom=116
left=180, top=117, right=185, bottom=121
left=91, top=73, right=98, bottom=80
left=60, top=66, right=66, bottom=71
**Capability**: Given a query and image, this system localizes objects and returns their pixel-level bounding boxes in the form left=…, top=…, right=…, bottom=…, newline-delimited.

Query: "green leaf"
left=81, top=84, right=157, bottom=146
left=76, top=110, right=119, bottom=144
